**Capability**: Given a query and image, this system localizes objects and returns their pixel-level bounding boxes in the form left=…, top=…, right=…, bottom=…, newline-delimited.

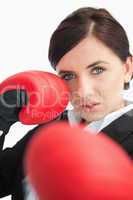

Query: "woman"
left=0, top=7, right=133, bottom=200
left=49, top=6, right=133, bottom=149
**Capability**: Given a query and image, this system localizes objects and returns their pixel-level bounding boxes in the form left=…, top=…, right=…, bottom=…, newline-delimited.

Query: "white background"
left=1, top=0, right=133, bottom=199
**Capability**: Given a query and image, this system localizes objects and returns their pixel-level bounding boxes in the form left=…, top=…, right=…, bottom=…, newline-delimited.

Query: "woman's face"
left=56, top=36, right=132, bottom=123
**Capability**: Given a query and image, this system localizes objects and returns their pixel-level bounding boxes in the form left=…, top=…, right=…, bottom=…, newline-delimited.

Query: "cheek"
left=98, top=76, right=124, bottom=102
left=69, top=80, right=78, bottom=91
left=66, top=81, right=79, bottom=99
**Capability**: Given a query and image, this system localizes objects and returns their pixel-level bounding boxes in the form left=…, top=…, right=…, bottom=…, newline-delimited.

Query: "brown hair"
left=48, top=7, right=132, bottom=70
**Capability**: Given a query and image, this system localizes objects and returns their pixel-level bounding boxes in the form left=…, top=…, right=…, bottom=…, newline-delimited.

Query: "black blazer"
left=0, top=109, right=133, bottom=200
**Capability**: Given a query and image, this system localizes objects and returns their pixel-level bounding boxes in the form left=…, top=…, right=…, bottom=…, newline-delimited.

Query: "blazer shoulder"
left=101, top=109, right=133, bottom=159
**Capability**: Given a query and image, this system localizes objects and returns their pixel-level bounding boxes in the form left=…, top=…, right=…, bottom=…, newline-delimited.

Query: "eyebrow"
left=58, top=60, right=109, bottom=75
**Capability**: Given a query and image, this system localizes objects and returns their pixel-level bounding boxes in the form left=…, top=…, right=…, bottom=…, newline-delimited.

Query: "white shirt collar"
left=68, top=100, right=133, bottom=135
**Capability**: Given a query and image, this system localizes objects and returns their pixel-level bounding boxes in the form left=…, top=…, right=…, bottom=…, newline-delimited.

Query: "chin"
left=80, top=111, right=107, bottom=123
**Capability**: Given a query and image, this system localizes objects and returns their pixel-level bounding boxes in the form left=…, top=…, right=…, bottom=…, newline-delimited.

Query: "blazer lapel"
left=100, top=109, right=133, bottom=144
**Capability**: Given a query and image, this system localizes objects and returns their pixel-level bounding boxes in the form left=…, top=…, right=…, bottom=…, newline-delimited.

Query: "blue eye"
left=60, top=73, right=76, bottom=81
left=91, top=66, right=105, bottom=75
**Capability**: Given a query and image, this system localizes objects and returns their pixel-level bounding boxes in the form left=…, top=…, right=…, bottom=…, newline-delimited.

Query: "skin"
left=56, top=36, right=133, bottom=124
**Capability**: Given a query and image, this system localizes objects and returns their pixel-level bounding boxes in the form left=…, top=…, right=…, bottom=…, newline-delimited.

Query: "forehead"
left=56, top=36, right=121, bottom=71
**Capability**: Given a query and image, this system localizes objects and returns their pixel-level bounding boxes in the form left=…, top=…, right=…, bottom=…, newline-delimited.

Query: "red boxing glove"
left=0, top=71, right=69, bottom=124
left=25, top=122, right=133, bottom=200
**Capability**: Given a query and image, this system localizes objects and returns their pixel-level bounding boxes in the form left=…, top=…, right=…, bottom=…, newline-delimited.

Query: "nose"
left=77, top=76, right=94, bottom=99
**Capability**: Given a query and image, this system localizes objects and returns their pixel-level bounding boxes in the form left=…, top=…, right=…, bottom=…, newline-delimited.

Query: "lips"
left=81, top=103, right=100, bottom=108
left=79, top=103, right=101, bottom=112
